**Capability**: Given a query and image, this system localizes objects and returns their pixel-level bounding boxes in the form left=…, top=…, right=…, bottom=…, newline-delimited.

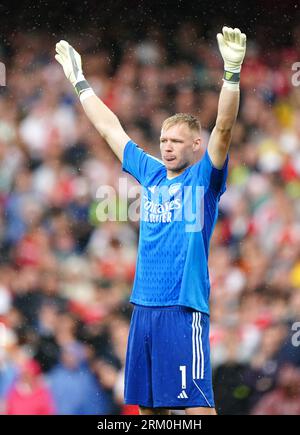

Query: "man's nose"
left=164, top=142, right=173, bottom=151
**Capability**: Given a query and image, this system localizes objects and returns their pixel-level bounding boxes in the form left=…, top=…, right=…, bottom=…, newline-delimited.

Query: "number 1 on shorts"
left=179, top=365, right=186, bottom=390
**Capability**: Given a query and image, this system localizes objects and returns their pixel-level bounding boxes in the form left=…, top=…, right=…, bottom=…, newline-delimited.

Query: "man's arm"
left=207, top=27, right=246, bottom=169
left=207, top=86, right=240, bottom=168
left=55, top=40, right=129, bottom=162
left=79, top=95, right=130, bottom=162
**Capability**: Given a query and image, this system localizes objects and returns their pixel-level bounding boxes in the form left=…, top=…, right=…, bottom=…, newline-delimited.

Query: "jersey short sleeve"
left=192, top=148, right=229, bottom=197
left=122, top=139, right=164, bottom=185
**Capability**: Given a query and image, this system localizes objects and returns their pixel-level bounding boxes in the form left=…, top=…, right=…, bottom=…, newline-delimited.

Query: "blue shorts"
left=124, top=305, right=215, bottom=409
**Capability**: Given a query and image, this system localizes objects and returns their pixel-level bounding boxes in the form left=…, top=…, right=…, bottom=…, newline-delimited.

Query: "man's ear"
left=193, top=137, right=202, bottom=152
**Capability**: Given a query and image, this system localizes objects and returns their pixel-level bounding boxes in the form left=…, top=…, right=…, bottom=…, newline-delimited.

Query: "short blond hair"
left=162, top=113, right=201, bottom=135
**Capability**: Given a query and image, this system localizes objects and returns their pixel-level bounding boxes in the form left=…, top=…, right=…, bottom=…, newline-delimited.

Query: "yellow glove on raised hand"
left=55, top=40, right=85, bottom=87
left=217, top=27, right=246, bottom=73
left=55, top=40, right=94, bottom=99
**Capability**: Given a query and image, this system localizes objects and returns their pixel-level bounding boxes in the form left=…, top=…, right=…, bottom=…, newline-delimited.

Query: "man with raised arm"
left=55, top=26, right=246, bottom=415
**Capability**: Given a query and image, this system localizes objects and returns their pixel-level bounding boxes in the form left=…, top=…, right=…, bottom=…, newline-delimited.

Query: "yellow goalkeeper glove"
left=55, top=40, right=91, bottom=97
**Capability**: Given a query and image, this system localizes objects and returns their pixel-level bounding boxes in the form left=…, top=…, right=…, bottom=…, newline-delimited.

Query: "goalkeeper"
left=55, top=27, right=246, bottom=415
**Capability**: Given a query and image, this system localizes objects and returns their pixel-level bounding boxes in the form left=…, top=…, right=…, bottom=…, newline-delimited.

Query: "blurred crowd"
left=0, top=20, right=300, bottom=415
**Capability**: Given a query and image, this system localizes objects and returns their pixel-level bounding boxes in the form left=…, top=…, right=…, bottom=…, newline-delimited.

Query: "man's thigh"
left=125, top=306, right=215, bottom=409
left=150, top=308, right=214, bottom=409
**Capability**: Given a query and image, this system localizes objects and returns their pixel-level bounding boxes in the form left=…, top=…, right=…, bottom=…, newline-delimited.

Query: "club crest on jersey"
left=169, top=183, right=181, bottom=196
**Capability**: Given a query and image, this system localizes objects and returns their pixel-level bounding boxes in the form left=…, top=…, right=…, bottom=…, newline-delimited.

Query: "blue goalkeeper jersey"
left=122, top=139, right=228, bottom=314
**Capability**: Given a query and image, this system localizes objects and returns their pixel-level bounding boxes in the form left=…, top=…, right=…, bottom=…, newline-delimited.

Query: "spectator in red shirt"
left=5, top=358, right=55, bottom=415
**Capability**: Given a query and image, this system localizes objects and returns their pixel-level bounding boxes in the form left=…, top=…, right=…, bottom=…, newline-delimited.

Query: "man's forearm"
left=215, top=25, right=246, bottom=133
left=55, top=41, right=129, bottom=162
left=80, top=93, right=127, bottom=158
left=215, top=85, right=239, bottom=133
left=80, top=93, right=128, bottom=161
left=207, top=27, right=246, bottom=168
left=80, top=93, right=116, bottom=132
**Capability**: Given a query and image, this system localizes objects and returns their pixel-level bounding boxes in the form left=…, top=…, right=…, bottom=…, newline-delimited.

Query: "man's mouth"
left=164, top=156, right=176, bottom=162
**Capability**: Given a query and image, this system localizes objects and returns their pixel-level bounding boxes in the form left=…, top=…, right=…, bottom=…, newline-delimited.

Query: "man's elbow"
left=215, top=118, right=234, bottom=134
left=214, top=123, right=232, bottom=150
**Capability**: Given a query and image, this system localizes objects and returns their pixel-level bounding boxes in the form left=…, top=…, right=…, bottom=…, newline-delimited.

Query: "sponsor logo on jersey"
left=142, top=194, right=182, bottom=223
left=141, top=184, right=205, bottom=231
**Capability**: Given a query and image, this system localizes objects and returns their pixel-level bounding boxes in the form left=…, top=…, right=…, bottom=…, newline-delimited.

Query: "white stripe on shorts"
left=192, top=313, right=196, bottom=379
left=192, top=312, right=204, bottom=380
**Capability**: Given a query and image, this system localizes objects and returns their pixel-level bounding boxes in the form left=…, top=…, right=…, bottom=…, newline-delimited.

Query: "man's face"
left=160, top=123, right=201, bottom=176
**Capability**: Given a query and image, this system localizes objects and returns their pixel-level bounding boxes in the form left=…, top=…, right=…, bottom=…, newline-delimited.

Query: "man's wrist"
left=74, top=77, right=92, bottom=97
left=79, top=88, right=96, bottom=102
left=223, top=63, right=241, bottom=89
left=222, top=80, right=240, bottom=91
left=224, top=64, right=241, bottom=73
left=223, top=70, right=240, bottom=82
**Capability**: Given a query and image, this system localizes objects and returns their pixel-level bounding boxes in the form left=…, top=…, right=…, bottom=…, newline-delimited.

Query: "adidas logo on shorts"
left=177, top=390, right=188, bottom=399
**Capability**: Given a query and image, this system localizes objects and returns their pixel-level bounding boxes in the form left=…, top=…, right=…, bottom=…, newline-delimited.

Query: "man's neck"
left=166, top=170, right=184, bottom=180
